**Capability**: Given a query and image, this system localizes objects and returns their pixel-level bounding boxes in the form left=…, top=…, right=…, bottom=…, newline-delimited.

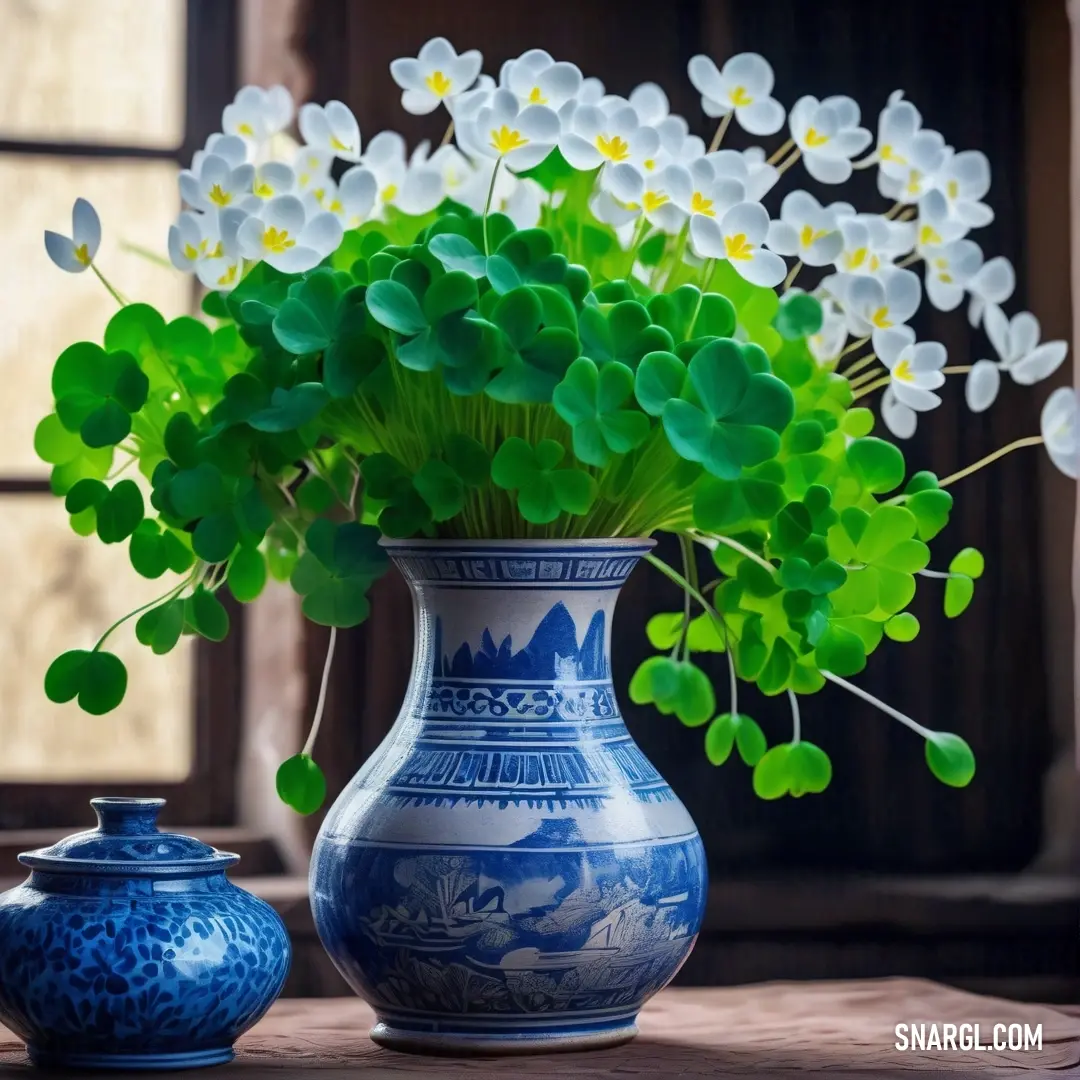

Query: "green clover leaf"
left=276, top=753, right=327, bottom=814
left=552, top=357, right=650, bottom=467
left=705, top=712, right=767, bottom=766
left=129, top=520, right=194, bottom=579
left=44, top=649, right=128, bottom=715
left=752, top=741, right=832, bottom=799
left=290, top=519, right=388, bottom=627
left=136, top=599, right=186, bottom=655
left=662, top=338, right=794, bottom=479
left=773, top=291, right=824, bottom=340
left=490, top=437, right=597, bottom=524
left=925, top=731, right=976, bottom=787
left=228, top=545, right=268, bottom=603
left=52, top=342, right=149, bottom=448
left=628, top=655, right=715, bottom=726
left=579, top=300, right=674, bottom=370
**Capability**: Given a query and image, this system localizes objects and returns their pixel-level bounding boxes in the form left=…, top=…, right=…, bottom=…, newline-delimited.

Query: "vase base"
left=28, top=1045, right=235, bottom=1071
left=370, top=1013, right=638, bottom=1056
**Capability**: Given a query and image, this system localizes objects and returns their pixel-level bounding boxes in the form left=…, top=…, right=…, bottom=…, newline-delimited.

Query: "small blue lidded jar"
left=0, top=797, right=290, bottom=1070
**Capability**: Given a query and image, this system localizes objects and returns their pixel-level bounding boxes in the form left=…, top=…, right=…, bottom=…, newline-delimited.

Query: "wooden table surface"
left=3, top=978, right=1080, bottom=1078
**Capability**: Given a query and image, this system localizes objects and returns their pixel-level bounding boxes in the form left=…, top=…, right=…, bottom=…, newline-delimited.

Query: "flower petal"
left=735, top=97, right=785, bottom=136
left=722, top=53, right=774, bottom=95
left=970, top=255, right=1015, bottom=306
left=559, top=132, right=601, bottom=170
left=262, top=194, right=306, bottom=234
left=518, top=104, right=561, bottom=142
left=235, top=216, right=265, bottom=261
left=765, top=219, right=800, bottom=256
left=689, top=213, right=726, bottom=259
left=398, top=166, right=444, bottom=214
left=1041, top=387, right=1079, bottom=478
left=909, top=341, right=946, bottom=373
left=803, top=153, right=853, bottom=185
left=735, top=248, right=787, bottom=287
left=401, top=88, right=440, bottom=115
left=298, top=211, right=344, bottom=256
left=390, top=57, right=423, bottom=90
left=720, top=201, right=769, bottom=246
left=1011, top=340, right=1068, bottom=385
left=883, top=267, right=922, bottom=323
left=983, top=304, right=1010, bottom=363
left=629, top=82, right=668, bottom=126
left=872, top=325, right=915, bottom=368
left=965, top=360, right=1001, bottom=412
left=71, top=198, right=101, bottom=258
left=504, top=141, right=555, bottom=172
left=606, top=163, right=644, bottom=204
left=1008, top=312, right=1040, bottom=362
left=298, top=103, right=331, bottom=148
left=882, top=386, right=918, bottom=438
left=44, top=231, right=86, bottom=272
left=892, top=382, right=941, bottom=411
left=687, top=55, right=724, bottom=101
left=267, top=245, right=323, bottom=274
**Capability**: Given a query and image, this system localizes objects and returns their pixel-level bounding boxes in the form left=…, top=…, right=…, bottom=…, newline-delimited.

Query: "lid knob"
left=90, top=797, right=165, bottom=836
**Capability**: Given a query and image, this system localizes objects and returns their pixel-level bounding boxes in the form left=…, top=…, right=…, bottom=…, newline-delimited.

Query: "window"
left=0, top=0, right=243, bottom=827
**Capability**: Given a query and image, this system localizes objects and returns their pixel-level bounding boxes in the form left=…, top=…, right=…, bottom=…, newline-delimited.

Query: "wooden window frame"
left=0, top=0, right=245, bottom=829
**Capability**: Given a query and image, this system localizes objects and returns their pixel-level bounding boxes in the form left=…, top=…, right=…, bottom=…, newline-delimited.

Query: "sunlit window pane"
left=0, top=497, right=193, bottom=781
left=0, top=155, right=189, bottom=474
left=0, top=0, right=185, bottom=147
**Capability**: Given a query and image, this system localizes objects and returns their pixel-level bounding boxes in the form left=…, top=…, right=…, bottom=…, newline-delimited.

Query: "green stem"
left=645, top=552, right=725, bottom=631
left=301, top=626, right=337, bottom=757
left=708, top=112, right=733, bottom=153
left=91, top=262, right=127, bottom=306
left=625, top=217, right=650, bottom=279
left=662, top=221, right=690, bottom=291
left=482, top=157, right=503, bottom=256
left=93, top=569, right=198, bottom=652
left=691, top=531, right=775, bottom=573
left=937, top=435, right=1044, bottom=488
left=840, top=350, right=880, bottom=380
left=851, top=374, right=892, bottom=399
left=782, top=259, right=803, bottom=293
left=788, top=687, right=801, bottom=744
left=822, top=671, right=934, bottom=739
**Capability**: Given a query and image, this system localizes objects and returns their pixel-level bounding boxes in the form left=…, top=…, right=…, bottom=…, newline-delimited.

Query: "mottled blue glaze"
left=0, top=798, right=290, bottom=1070
left=310, top=539, right=707, bottom=1054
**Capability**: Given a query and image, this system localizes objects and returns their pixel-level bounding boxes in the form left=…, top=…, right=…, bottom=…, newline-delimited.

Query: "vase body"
left=0, top=798, right=290, bottom=1071
left=310, top=538, right=707, bottom=1054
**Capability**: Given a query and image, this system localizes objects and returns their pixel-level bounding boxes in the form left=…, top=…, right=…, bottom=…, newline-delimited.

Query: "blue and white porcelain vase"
left=310, top=538, right=707, bottom=1054
left=0, top=798, right=290, bottom=1070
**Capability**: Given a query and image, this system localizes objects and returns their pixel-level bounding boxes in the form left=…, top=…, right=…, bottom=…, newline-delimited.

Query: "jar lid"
left=18, top=798, right=240, bottom=876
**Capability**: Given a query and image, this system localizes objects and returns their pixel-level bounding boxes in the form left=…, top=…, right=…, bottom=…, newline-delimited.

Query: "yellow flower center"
left=263, top=227, right=295, bottom=254
left=919, top=223, right=942, bottom=247
left=724, top=232, right=754, bottom=261
left=73, top=243, right=91, bottom=266
left=642, top=190, right=669, bottom=213
left=691, top=191, right=715, bottom=217
left=207, top=241, right=224, bottom=258
left=880, top=143, right=906, bottom=165
left=595, top=133, right=630, bottom=162
left=947, top=179, right=959, bottom=200
left=528, top=86, right=547, bottom=105
left=871, top=306, right=892, bottom=329
left=183, top=242, right=199, bottom=260
left=844, top=247, right=867, bottom=270
left=939, top=272, right=953, bottom=284
left=906, top=169, right=922, bottom=195
left=800, top=224, right=828, bottom=247
left=312, top=187, right=325, bottom=205
left=729, top=85, right=752, bottom=107
left=330, top=134, right=353, bottom=153
left=804, top=127, right=829, bottom=148
left=381, top=183, right=398, bottom=202
left=299, top=172, right=310, bottom=187
left=217, top=263, right=238, bottom=287
left=869, top=253, right=881, bottom=272
left=643, top=158, right=656, bottom=171
left=329, top=199, right=343, bottom=213
left=893, top=358, right=914, bottom=382
left=490, top=125, right=529, bottom=155
left=254, top=180, right=274, bottom=198
left=208, top=183, right=232, bottom=207
left=238, top=122, right=255, bottom=136
left=425, top=70, right=452, bottom=97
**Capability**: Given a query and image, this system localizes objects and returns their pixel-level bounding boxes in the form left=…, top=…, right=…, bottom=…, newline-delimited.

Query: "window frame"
left=0, top=0, right=245, bottom=829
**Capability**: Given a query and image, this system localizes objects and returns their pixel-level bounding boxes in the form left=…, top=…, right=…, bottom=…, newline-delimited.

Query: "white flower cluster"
left=42, top=40, right=1075, bottom=478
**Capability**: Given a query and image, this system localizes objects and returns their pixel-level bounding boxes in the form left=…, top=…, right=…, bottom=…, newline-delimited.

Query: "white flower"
left=293, top=147, right=334, bottom=195
left=984, top=307, right=1068, bottom=385
left=1041, top=387, right=1079, bottom=480
left=882, top=385, right=918, bottom=439
left=788, top=96, right=872, bottom=184
left=878, top=129, right=948, bottom=202
left=915, top=189, right=968, bottom=255
left=591, top=189, right=640, bottom=230
left=236, top=194, right=343, bottom=273
left=628, top=83, right=672, bottom=129
left=363, top=132, right=444, bottom=215
left=966, top=255, right=1015, bottom=328
left=689, top=202, right=787, bottom=287
left=499, top=49, right=582, bottom=111
left=222, top=85, right=294, bottom=146
left=44, top=197, right=101, bottom=273
left=923, top=239, right=982, bottom=312
left=190, top=133, right=249, bottom=175
left=170, top=208, right=245, bottom=292
left=807, top=296, right=849, bottom=365
left=933, top=149, right=993, bottom=228
left=427, top=144, right=476, bottom=201
left=304, top=166, right=378, bottom=228
left=765, top=190, right=843, bottom=266
left=606, top=162, right=691, bottom=234
left=687, top=53, right=786, bottom=136
left=559, top=101, right=660, bottom=171
left=298, top=100, right=362, bottom=162
left=874, top=94, right=921, bottom=171
left=833, top=214, right=909, bottom=276
left=390, top=37, right=483, bottom=115
left=838, top=267, right=921, bottom=335
left=179, top=152, right=255, bottom=213
left=459, top=88, right=560, bottom=172
left=251, top=162, right=296, bottom=201
left=578, top=77, right=606, bottom=107
left=873, top=325, right=946, bottom=411
left=671, top=157, right=744, bottom=223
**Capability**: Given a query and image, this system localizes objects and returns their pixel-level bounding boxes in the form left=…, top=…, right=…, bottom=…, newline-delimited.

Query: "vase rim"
left=379, top=536, right=656, bottom=550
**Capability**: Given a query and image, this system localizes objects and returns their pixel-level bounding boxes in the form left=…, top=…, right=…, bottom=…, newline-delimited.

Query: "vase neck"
left=385, top=540, right=653, bottom=710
